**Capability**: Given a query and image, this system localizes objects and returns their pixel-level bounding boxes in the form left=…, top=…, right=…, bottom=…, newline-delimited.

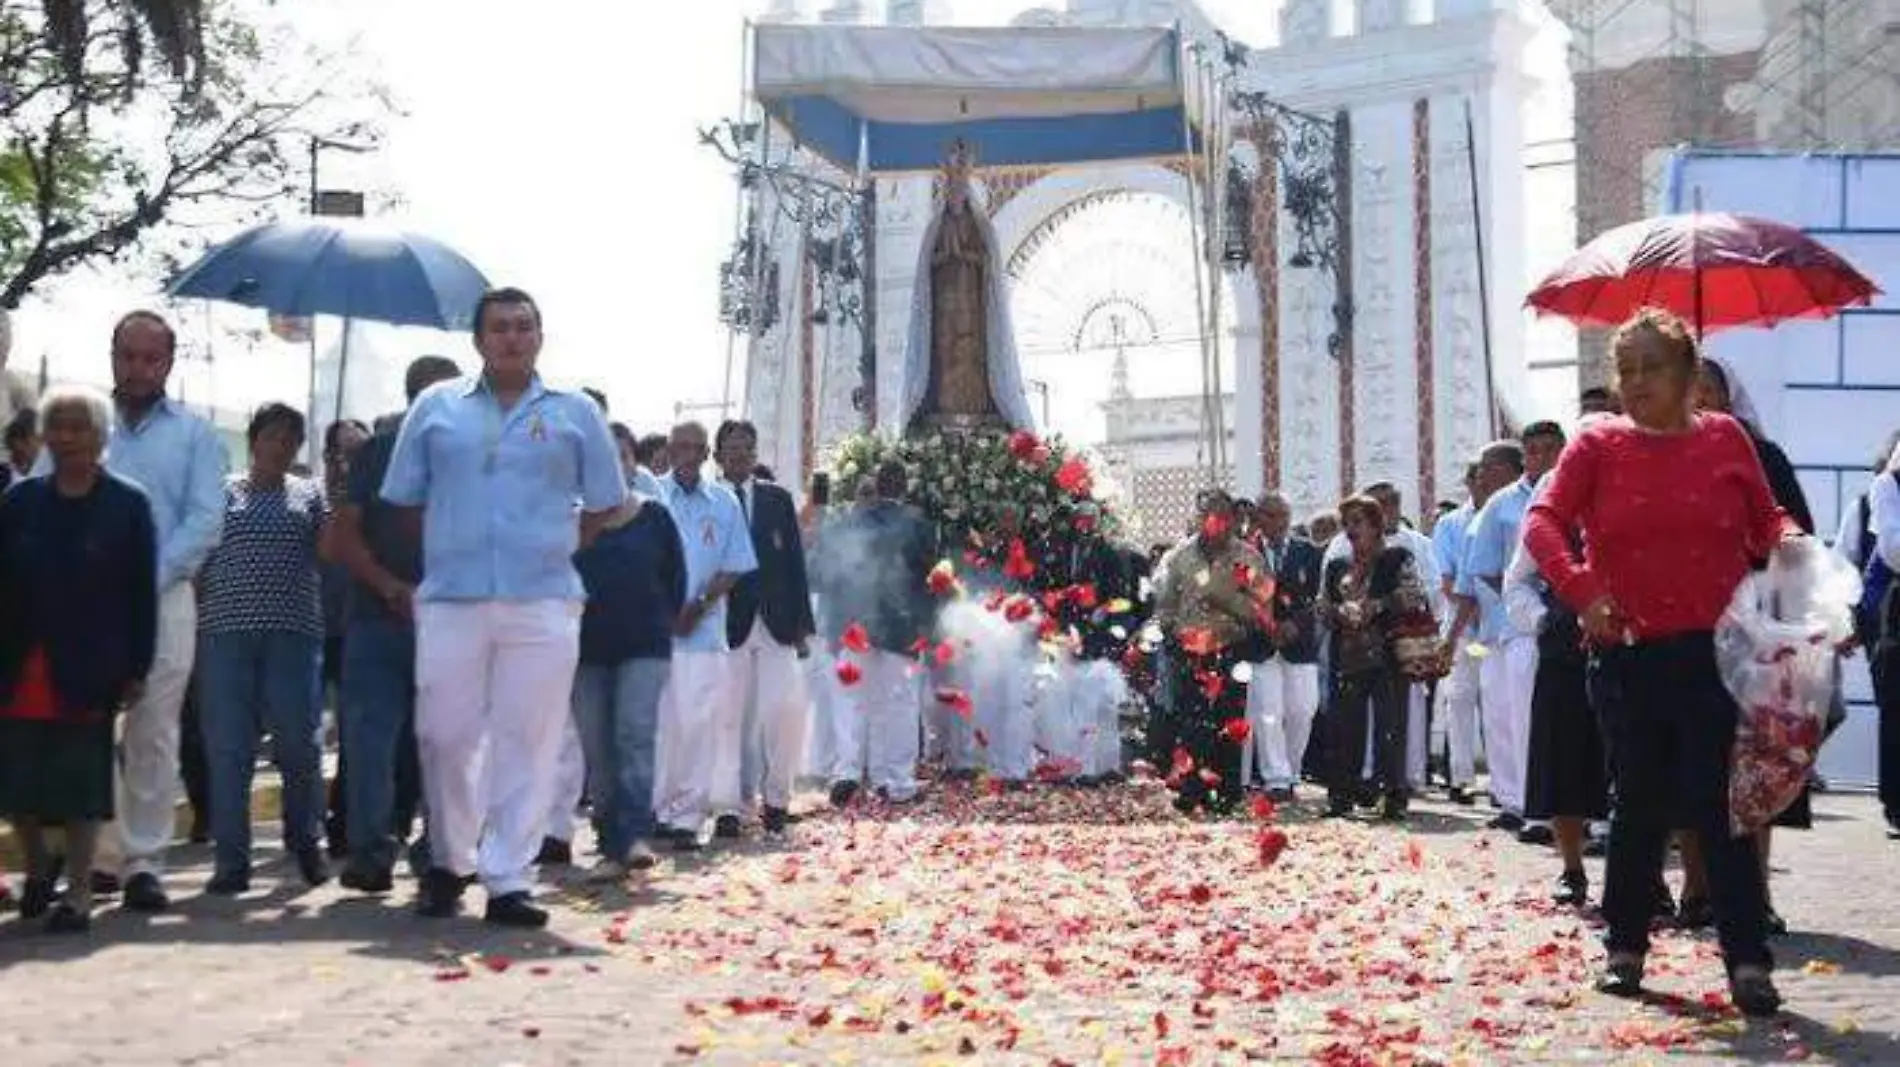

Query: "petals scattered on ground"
left=569, top=783, right=1797, bottom=1063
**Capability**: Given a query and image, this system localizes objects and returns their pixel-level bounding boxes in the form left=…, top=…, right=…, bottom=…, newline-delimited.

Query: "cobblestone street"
left=3, top=786, right=1897, bottom=1066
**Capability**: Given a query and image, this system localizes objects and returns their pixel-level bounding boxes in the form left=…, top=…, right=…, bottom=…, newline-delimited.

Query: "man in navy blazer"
left=1241, top=492, right=1325, bottom=799
left=716, top=421, right=815, bottom=836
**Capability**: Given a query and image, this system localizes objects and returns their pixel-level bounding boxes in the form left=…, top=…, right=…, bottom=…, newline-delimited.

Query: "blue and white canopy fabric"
left=751, top=24, right=1192, bottom=172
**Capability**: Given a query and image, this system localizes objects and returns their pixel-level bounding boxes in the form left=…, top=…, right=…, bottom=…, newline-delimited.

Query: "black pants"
left=179, top=679, right=209, bottom=827
left=1159, top=640, right=1249, bottom=815
left=1591, top=633, right=1769, bottom=970
left=323, top=635, right=348, bottom=852
left=1875, top=642, right=1900, bottom=824
left=1327, top=667, right=1407, bottom=808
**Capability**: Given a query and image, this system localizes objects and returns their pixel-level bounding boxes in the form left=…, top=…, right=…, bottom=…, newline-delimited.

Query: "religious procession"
left=4, top=1, right=1900, bottom=1064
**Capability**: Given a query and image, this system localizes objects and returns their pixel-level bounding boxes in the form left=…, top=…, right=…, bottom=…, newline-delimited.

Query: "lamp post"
left=701, top=119, right=871, bottom=426
left=1225, top=90, right=1354, bottom=362
left=303, top=134, right=375, bottom=466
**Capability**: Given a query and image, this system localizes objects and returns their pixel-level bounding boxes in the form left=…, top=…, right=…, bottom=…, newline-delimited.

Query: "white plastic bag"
left=1714, top=536, right=1859, bottom=836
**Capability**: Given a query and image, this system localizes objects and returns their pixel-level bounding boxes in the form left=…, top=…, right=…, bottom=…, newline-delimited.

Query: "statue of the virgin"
left=900, top=140, right=1037, bottom=435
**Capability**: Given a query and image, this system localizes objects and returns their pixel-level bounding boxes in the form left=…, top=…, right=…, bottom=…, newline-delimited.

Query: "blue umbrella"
left=166, top=218, right=490, bottom=439
left=166, top=218, right=490, bottom=329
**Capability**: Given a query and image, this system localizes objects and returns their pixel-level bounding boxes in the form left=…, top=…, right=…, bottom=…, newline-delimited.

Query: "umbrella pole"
left=335, top=316, right=353, bottom=427
left=306, top=321, right=320, bottom=467
left=1691, top=188, right=1704, bottom=341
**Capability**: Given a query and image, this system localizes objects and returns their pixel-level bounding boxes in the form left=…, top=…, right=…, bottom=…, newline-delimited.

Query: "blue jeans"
left=340, top=616, right=428, bottom=873
left=571, top=658, right=669, bottom=860
left=195, top=630, right=325, bottom=875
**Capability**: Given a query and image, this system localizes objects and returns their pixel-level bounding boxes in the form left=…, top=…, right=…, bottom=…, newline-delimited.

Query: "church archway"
left=984, top=162, right=1262, bottom=535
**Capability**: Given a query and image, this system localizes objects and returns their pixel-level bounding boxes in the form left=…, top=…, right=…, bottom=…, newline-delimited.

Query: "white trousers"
left=1407, top=684, right=1430, bottom=789
left=1435, top=644, right=1482, bottom=787
left=834, top=650, right=920, bottom=800
left=544, top=712, right=586, bottom=843
left=102, top=584, right=196, bottom=878
left=803, top=647, right=844, bottom=781
left=1479, top=635, right=1539, bottom=814
left=977, top=645, right=1037, bottom=781
left=1240, top=656, right=1321, bottom=790
left=414, top=599, right=580, bottom=896
left=1032, top=657, right=1115, bottom=776
left=653, top=649, right=739, bottom=833
left=730, top=621, right=810, bottom=813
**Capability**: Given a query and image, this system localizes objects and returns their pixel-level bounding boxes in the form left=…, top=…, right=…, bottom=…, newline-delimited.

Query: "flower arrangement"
left=825, top=428, right=1119, bottom=578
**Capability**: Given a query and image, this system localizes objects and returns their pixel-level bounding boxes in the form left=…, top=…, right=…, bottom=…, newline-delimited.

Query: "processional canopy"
left=750, top=23, right=1199, bottom=172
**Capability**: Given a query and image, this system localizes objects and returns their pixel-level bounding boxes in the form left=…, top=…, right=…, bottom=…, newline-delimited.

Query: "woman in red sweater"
left=1523, top=308, right=1795, bottom=1017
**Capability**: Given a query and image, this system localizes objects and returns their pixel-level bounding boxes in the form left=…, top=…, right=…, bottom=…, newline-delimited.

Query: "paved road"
left=2, top=787, right=1896, bottom=1066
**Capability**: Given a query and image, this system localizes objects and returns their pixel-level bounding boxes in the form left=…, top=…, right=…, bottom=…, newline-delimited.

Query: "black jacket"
left=1261, top=536, right=1323, bottom=664
left=725, top=479, right=816, bottom=649
left=0, top=474, right=157, bottom=719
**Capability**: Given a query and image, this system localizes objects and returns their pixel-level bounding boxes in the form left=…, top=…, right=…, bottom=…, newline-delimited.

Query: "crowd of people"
left=1, top=296, right=1897, bottom=1020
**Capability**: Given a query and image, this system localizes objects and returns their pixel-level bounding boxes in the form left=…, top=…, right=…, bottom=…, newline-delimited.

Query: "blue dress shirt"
left=379, top=374, right=626, bottom=602
left=1432, top=503, right=1472, bottom=584
left=34, top=396, right=228, bottom=590
left=661, top=472, right=757, bottom=654
left=1460, top=477, right=1538, bottom=642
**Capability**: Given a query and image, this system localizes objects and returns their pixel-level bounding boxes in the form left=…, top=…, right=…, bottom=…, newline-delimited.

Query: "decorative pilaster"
left=1246, top=120, right=1283, bottom=494
left=1412, top=98, right=1436, bottom=512
left=1347, top=101, right=1420, bottom=510
left=1429, top=95, right=1491, bottom=496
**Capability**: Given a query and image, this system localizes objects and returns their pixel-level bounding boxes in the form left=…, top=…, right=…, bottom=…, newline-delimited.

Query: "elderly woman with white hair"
left=0, top=385, right=157, bottom=932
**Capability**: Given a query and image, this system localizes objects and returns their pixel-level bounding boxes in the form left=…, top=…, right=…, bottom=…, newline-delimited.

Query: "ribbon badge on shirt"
left=701, top=517, right=717, bottom=547
left=528, top=413, right=547, bottom=442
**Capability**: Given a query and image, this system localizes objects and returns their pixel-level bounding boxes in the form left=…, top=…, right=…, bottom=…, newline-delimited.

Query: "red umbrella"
left=1526, top=212, right=1880, bottom=335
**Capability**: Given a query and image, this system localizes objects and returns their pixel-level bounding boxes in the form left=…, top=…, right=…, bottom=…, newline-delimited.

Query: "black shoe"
left=534, top=837, right=573, bottom=867
left=1886, top=813, right=1900, bottom=840
left=1268, top=786, right=1297, bottom=803
left=204, top=869, right=251, bottom=896
left=828, top=780, right=860, bottom=809
left=19, top=876, right=57, bottom=920
left=762, top=807, right=791, bottom=835
left=671, top=830, right=704, bottom=853
left=1765, top=907, right=1788, bottom=936
left=1729, top=970, right=1783, bottom=1017
left=1553, top=869, right=1589, bottom=907
left=45, top=902, right=91, bottom=935
left=339, top=864, right=394, bottom=894
left=1448, top=786, right=1476, bottom=807
left=414, top=868, right=466, bottom=919
left=1675, top=896, right=1714, bottom=930
left=88, top=871, right=121, bottom=897
left=295, top=847, right=331, bottom=888
left=1322, top=801, right=1353, bottom=819
left=1486, top=812, right=1525, bottom=833
left=1595, top=958, right=1644, bottom=998
left=713, top=814, right=744, bottom=840
left=483, top=891, right=548, bottom=929
left=122, top=872, right=169, bottom=913
left=1517, top=823, right=1556, bottom=847
left=1379, top=794, right=1408, bottom=822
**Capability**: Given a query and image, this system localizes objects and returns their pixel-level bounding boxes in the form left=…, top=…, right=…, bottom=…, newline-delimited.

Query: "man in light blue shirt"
left=58, top=312, right=228, bottom=912
left=1431, top=464, right=1484, bottom=806
left=651, top=421, right=756, bottom=848
left=380, top=287, right=625, bottom=927
left=1461, top=422, right=1566, bottom=833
